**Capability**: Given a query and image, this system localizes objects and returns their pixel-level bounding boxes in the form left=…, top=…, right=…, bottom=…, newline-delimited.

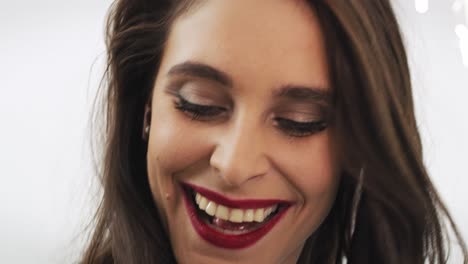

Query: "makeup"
left=181, top=182, right=293, bottom=249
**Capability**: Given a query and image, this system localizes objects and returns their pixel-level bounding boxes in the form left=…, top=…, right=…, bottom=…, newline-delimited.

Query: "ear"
left=142, top=104, right=152, bottom=141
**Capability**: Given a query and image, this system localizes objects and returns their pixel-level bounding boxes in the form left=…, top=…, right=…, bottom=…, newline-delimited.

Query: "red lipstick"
left=181, top=182, right=293, bottom=249
left=187, top=183, right=287, bottom=209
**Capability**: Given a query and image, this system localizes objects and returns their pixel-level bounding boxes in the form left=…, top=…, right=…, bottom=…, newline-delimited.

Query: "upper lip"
left=181, top=182, right=293, bottom=209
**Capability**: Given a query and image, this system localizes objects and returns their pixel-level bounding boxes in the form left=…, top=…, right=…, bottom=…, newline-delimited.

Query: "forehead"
left=160, top=0, right=329, bottom=92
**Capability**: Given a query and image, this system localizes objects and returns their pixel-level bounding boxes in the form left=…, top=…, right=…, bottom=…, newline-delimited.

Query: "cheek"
left=146, top=96, right=215, bottom=200
left=146, top=99, right=215, bottom=225
left=148, top=111, right=214, bottom=174
left=278, top=132, right=339, bottom=206
left=276, top=132, right=340, bottom=245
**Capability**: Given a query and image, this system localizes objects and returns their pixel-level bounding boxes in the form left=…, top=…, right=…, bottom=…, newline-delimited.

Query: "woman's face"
left=146, top=0, right=340, bottom=263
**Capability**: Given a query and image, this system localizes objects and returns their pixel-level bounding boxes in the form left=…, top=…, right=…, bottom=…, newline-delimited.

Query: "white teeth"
left=243, top=209, right=254, bottom=222
left=271, top=204, right=278, bottom=212
left=205, top=201, right=217, bottom=216
left=254, top=208, right=265, bottom=222
left=198, top=196, right=208, bottom=210
left=194, top=192, right=279, bottom=224
left=215, top=205, right=229, bottom=220
left=229, top=209, right=244, bottom=223
left=265, top=207, right=272, bottom=216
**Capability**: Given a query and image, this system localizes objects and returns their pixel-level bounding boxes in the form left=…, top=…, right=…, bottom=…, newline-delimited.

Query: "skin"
left=146, top=0, right=340, bottom=263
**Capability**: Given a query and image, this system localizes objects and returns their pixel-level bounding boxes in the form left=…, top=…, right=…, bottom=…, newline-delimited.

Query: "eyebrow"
left=167, top=61, right=330, bottom=104
left=167, top=61, right=233, bottom=87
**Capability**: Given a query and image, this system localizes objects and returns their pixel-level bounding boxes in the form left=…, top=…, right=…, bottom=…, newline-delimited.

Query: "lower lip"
left=181, top=186, right=290, bottom=249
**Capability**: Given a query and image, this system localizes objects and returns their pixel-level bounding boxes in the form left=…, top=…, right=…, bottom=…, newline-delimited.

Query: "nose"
left=209, top=116, right=270, bottom=188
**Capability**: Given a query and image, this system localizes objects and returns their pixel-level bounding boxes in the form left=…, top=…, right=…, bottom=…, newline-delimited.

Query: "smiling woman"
left=81, top=0, right=467, bottom=263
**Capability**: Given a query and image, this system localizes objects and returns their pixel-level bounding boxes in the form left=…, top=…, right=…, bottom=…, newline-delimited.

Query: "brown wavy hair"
left=81, top=0, right=468, bottom=263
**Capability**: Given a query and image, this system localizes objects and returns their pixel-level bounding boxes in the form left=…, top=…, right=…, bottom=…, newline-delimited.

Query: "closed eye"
left=174, top=95, right=227, bottom=120
left=274, top=117, right=327, bottom=137
left=173, top=95, right=327, bottom=137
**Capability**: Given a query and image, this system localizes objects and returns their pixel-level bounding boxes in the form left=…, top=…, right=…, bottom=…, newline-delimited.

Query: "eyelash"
left=174, top=96, right=327, bottom=137
left=273, top=118, right=327, bottom=137
left=174, top=95, right=226, bottom=120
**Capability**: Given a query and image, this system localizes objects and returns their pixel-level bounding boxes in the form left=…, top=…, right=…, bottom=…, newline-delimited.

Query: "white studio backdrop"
left=0, top=0, right=466, bottom=263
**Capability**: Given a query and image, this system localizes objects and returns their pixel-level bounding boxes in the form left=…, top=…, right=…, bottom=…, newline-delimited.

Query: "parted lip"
left=181, top=182, right=294, bottom=209
left=181, top=181, right=293, bottom=249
